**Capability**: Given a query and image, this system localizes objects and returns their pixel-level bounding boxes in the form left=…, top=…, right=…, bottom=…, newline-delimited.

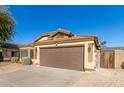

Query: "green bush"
left=11, top=57, right=19, bottom=63
left=21, top=57, right=31, bottom=65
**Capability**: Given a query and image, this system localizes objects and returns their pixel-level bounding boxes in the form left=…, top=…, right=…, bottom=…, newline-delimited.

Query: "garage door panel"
left=40, top=46, right=84, bottom=71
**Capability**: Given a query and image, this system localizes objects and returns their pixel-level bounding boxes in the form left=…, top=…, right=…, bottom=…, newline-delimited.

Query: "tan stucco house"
left=19, top=29, right=99, bottom=71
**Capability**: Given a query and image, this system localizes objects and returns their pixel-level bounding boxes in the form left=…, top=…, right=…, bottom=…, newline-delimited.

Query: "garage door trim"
left=40, top=45, right=85, bottom=71
left=40, top=44, right=84, bottom=49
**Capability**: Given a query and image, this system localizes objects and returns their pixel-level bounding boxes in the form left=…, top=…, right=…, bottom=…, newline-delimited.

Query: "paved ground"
left=0, top=62, right=124, bottom=87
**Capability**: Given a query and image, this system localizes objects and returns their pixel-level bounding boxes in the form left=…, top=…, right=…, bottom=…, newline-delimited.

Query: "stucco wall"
left=95, top=49, right=100, bottom=68
left=20, top=41, right=99, bottom=70
left=20, top=47, right=36, bottom=64
left=115, top=49, right=124, bottom=69
left=2, top=49, right=19, bottom=61
left=84, top=42, right=97, bottom=70
left=35, top=41, right=98, bottom=70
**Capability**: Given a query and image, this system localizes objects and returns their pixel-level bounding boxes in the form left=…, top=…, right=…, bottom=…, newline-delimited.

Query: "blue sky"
left=9, top=5, right=124, bottom=47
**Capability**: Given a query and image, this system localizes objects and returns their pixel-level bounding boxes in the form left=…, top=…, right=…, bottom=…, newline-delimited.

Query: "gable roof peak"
left=34, top=29, right=74, bottom=42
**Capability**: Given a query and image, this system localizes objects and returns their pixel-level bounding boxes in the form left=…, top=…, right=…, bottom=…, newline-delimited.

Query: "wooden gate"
left=100, top=51, right=115, bottom=68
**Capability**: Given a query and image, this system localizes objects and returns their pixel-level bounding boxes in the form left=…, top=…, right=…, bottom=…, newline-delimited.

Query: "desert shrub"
left=121, top=62, right=124, bottom=69
left=21, top=57, right=31, bottom=65
left=11, top=57, right=19, bottom=63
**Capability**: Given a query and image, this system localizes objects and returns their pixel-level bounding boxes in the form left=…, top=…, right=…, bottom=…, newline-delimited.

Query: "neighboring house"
left=19, top=29, right=99, bottom=71
left=101, top=47, right=124, bottom=69
left=0, top=42, right=19, bottom=61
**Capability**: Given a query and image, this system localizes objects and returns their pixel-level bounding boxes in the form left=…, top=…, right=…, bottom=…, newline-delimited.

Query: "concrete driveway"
left=0, top=62, right=124, bottom=87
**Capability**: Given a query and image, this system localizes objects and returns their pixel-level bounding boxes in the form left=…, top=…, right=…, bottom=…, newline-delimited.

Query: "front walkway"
left=0, top=62, right=124, bottom=87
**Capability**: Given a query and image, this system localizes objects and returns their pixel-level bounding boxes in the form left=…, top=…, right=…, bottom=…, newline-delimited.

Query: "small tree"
left=0, top=6, right=15, bottom=43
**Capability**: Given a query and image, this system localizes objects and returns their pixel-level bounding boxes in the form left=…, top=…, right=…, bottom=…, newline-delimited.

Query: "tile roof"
left=34, top=29, right=74, bottom=42
left=19, top=29, right=99, bottom=48
left=0, top=42, right=19, bottom=49
left=20, top=35, right=99, bottom=48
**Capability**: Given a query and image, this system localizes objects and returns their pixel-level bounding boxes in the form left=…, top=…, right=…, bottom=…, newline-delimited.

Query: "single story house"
left=101, top=47, right=124, bottom=69
left=0, top=42, right=19, bottom=61
left=19, top=29, right=100, bottom=71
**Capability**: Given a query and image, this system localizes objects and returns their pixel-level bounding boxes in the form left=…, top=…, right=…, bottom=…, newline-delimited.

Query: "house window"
left=88, top=43, right=93, bottom=62
left=20, top=49, right=28, bottom=58
left=12, top=51, right=19, bottom=57
left=30, top=49, right=35, bottom=59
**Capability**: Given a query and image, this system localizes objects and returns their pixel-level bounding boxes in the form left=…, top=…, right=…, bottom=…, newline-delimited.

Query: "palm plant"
left=0, top=6, right=15, bottom=43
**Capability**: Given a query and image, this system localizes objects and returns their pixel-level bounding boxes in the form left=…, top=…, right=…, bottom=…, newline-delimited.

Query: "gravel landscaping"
left=0, top=62, right=124, bottom=87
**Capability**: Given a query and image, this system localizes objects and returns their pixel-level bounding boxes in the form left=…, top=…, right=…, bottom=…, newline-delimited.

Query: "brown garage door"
left=40, top=46, right=84, bottom=71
